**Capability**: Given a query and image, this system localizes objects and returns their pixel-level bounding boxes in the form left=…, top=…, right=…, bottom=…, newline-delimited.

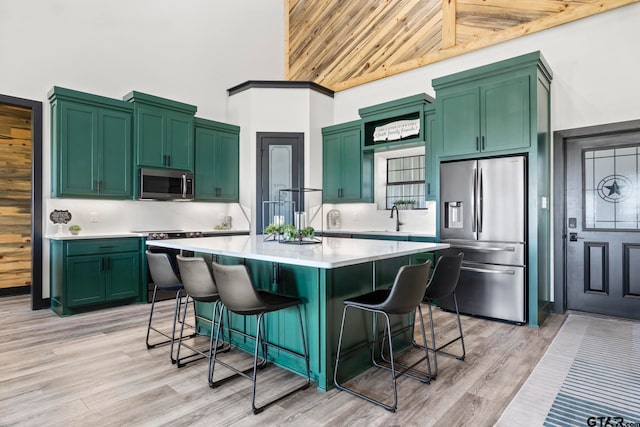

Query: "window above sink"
left=374, top=146, right=427, bottom=210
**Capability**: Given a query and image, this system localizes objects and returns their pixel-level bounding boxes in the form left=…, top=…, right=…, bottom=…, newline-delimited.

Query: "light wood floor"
left=0, top=295, right=565, bottom=426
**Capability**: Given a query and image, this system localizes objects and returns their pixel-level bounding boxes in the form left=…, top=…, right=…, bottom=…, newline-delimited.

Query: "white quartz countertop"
left=323, top=229, right=436, bottom=238
left=146, top=235, right=449, bottom=269
left=45, top=229, right=250, bottom=241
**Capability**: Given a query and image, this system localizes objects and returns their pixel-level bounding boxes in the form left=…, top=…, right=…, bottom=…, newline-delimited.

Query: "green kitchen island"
left=146, top=235, right=448, bottom=391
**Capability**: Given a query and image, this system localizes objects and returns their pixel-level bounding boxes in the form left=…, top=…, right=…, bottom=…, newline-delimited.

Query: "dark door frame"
left=0, top=93, right=45, bottom=309
left=552, top=118, right=640, bottom=314
left=255, top=132, right=304, bottom=233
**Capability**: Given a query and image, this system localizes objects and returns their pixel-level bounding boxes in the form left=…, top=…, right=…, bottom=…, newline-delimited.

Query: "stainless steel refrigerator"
left=438, top=156, right=526, bottom=324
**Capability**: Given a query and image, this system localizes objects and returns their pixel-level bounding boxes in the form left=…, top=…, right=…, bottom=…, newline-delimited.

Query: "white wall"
left=0, top=0, right=285, bottom=299
left=1, top=0, right=284, bottom=219
left=0, top=0, right=284, bottom=120
left=227, top=87, right=334, bottom=233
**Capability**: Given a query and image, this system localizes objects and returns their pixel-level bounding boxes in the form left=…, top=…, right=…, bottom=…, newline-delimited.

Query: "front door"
left=256, top=133, right=304, bottom=233
left=565, top=130, right=640, bottom=319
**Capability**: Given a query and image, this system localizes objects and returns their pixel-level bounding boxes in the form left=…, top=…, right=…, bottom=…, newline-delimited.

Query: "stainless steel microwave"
left=139, top=168, right=194, bottom=200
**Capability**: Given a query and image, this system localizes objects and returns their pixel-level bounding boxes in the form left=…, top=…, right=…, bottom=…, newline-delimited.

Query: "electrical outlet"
left=90, top=212, right=99, bottom=223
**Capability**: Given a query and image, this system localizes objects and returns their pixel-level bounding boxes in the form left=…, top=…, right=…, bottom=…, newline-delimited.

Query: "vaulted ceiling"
left=285, top=0, right=638, bottom=91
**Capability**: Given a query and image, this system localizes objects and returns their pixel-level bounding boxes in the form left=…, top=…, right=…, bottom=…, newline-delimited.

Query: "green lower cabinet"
left=66, top=255, right=105, bottom=307
left=107, top=252, right=141, bottom=300
left=51, top=238, right=144, bottom=316
left=193, top=254, right=414, bottom=391
left=408, top=236, right=437, bottom=268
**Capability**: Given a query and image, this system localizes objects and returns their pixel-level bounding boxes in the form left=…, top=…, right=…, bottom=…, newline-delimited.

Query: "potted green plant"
left=264, top=223, right=284, bottom=241
left=281, top=224, right=315, bottom=242
left=68, top=224, right=81, bottom=235
left=394, top=200, right=416, bottom=210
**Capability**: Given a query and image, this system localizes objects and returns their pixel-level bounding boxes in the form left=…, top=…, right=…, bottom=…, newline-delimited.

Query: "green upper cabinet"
left=322, top=120, right=372, bottom=203
left=124, top=91, right=197, bottom=171
left=481, top=74, right=530, bottom=152
left=424, top=105, right=437, bottom=200
left=438, top=87, right=479, bottom=156
left=49, top=87, right=133, bottom=199
left=194, top=118, right=240, bottom=202
left=434, top=52, right=550, bottom=159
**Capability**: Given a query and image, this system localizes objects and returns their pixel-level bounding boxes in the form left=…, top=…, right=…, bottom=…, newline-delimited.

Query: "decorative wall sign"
left=373, top=119, right=420, bottom=142
left=49, top=209, right=72, bottom=224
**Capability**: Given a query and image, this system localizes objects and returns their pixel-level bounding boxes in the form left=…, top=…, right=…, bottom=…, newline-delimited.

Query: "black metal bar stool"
left=145, top=250, right=188, bottom=363
left=175, top=255, right=228, bottom=370
left=209, top=261, right=310, bottom=415
left=334, top=260, right=433, bottom=412
left=412, top=253, right=465, bottom=378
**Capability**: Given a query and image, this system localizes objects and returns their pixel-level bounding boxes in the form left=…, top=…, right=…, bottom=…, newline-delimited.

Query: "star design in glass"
left=604, top=180, right=622, bottom=196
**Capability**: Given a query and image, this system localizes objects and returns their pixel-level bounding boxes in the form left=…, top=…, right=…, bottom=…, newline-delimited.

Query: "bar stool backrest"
left=382, top=260, right=432, bottom=315
left=424, top=253, right=464, bottom=300
left=176, top=255, right=218, bottom=299
left=210, top=262, right=265, bottom=314
left=146, top=250, right=181, bottom=287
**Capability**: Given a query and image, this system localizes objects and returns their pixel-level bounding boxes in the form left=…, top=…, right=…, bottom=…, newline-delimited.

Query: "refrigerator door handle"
left=478, top=168, right=484, bottom=233
left=461, top=266, right=516, bottom=275
left=451, top=244, right=516, bottom=252
left=472, top=168, right=477, bottom=233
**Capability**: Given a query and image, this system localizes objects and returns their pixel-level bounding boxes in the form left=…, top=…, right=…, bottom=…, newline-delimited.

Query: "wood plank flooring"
left=0, top=295, right=565, bottom=426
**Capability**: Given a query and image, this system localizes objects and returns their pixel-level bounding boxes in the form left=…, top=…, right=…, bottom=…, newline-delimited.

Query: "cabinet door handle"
left=427, top=183, right=431, bottom=194
left=475, top=137, right=479, bottom=151
left=481, top=136, right=485, bottom=150
left=167, top=155, right=171, bottom=167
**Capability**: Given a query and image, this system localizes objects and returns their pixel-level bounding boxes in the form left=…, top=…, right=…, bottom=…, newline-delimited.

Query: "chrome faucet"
left=390, top=205, right=402, bottom=232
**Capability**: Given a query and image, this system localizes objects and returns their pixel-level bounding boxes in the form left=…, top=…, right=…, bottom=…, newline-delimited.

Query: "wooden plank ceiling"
left=286, top=0, right=639, bottom=91
left=0, top=104, right=32, bottom=289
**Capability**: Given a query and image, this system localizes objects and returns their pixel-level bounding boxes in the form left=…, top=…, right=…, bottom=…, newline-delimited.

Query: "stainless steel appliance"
left=139, top=168, right=194, bottom=200
left=439, top=156, right=526, bottom=324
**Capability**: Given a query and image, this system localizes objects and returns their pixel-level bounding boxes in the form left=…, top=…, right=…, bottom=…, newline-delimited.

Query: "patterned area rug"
left=497, top=314, right=640, bottom=427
